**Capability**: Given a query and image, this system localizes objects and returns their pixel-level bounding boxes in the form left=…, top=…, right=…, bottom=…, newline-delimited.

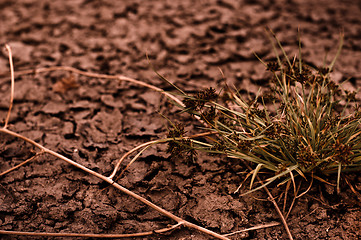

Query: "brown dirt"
left=1, top=0, right=361, bottom=239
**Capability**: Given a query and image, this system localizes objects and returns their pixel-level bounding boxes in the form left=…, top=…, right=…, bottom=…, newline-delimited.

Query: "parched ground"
left=0, top=0, right=361, bottom=239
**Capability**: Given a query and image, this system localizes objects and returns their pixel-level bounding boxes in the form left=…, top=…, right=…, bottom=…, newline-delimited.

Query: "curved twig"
left=110, top=131, right=216, bottom=180
left=0, top=151, right=44, bottom=177
left=3, top=45, right=14, bottom=129
left=0, top=65, right=185, bottom=108
left=109, top=139, right=162, bottom=179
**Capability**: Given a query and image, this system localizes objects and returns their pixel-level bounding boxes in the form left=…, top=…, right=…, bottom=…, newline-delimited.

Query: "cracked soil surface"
left=1, top=0, right=361, bottom=239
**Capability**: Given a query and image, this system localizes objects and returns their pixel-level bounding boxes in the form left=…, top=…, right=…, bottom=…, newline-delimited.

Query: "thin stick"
left=109, top=139, right=162, bottom=179
left=0, top=223, right=182, bottom=238
left=0, top=151, right=43, bottom=177
left=3, top=45, right=15, bottom=129
left=115, top=143, right=156, bottom=181
left=282, top=171, right=297, bottom=215
left=296, top=173, right=314, bottom=199
left=223, top=222, right=280, bottom=237
left=110, top=131, right=216, bottom=180
left=282, top=180, right=291, bottom=215
left=263, top=182, right=293, bottom=239
left=0, top=127, right=229, bottom=240
left=0, top=66, right=185, bottom=107
left=285, top=181, right=302, bottom=220
left=344, top=176, right=361, bottom=199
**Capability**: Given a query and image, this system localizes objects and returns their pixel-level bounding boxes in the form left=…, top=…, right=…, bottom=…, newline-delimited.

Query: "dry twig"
left=0, top=222, right=182, bottom=238
left=3, top=45, right=14, bottom=129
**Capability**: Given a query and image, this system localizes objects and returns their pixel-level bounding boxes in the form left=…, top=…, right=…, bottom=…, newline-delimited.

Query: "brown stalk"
left=223, top=222, right=280, bottom=237
left=0, top=222, right=183, bottom=238
left=110, top=131, right=217, bottom=180
left=282, top=180, right=292, bottom=215
left=0, top=151, right=43, bottom=177
left=285, top=181, right=302, bottom=220
left=0, top=65, right=185, bottom=108
left=3, top=45, right=14, bottom=129
left=344, top=176, right=361, bottom=199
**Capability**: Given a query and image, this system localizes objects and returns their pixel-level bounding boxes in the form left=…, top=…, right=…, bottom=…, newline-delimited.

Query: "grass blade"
left=250, top=164, right=263, bottom=189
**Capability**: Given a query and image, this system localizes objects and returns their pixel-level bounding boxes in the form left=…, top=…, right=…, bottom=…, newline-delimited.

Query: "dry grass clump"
left=165, top=32, right=361, bottom=195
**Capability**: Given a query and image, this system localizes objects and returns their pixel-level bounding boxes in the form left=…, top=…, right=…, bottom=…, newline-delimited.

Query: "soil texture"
left=1, top=0, right=361, bottom=239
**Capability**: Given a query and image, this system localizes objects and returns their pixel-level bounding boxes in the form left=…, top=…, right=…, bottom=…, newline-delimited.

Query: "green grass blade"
left=328, top=33, right=344, bottom=72
left=297, top=28, right=302, bottom=74
left=146, top=53, right=186, bottom=95
left=268, top=28, right=293, bottom=71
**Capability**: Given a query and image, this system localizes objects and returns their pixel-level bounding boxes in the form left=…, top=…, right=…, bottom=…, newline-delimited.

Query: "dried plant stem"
left=110, top=131, right=217, bottom=180
left=285, top=181, right=302, bottom=220
left=0, top=222, right=182, bottom=238
left=344, top=176, right=361, bottom=199
left=0, top=127, right=229, bottom=240
left=109, top=139, right=163, bottom=179
left=3, top=45, right=14, bottom=129
left=263, top=186, right=293, bottom=239
left=0, top=151, right=43, bottom=177
left=223, top=222, right=280, bottom=237
left=0, top=65, right=185, bottom=107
